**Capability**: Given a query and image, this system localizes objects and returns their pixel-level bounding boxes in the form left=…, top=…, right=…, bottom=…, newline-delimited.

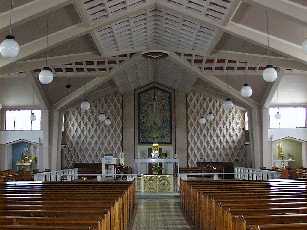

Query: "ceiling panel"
left=0, top=4, right=80, bottom=46
left=0, top=0, right=34, bottom=13
left=233, top=2, right=307, bottom=46
left=41, top=77, right=95, bottom=105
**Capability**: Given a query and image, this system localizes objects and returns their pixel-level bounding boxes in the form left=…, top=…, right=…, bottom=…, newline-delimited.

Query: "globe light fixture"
left=30, top=112, right=36, bottom=122
left=240, top=83, right=253, bottom=98
left=206, top=112, right=215, bottom=122
left=0, top=35, right=20, bottom=58
left=199, top=116, right=206, bottom=124
left=275, top=111, right=281, bottom=120
left=303, top=39, right=307, bottom=54
left=80, top=101, right=90, bottom=111
left=39, top=67, right=54, bottom=84
left=263, top=65, right=278, bottom=82
left=98, top=113, right=106, bottom=122
left=105, top=117, right=111, bottom=126
left=223, top=98, right=234, bottom=110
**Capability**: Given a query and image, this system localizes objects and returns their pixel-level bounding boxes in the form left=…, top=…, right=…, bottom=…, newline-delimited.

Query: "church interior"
left=0, top=0, right=307, bottom=229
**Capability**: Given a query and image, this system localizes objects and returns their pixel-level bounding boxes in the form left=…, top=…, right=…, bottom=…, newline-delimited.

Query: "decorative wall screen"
left=62, top=93, right=123, bottom=168
left=137, top=85, right=173, bottom=144
left=187, top=91, right=247, bottom=167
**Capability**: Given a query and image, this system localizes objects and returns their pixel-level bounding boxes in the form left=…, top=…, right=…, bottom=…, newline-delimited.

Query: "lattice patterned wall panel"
left=187, top=91, right=247, bottom=167
left=63, top=92, right=123, bottom=168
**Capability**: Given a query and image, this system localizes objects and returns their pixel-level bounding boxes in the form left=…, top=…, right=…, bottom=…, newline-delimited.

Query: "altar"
left=135, top=158, right=179, bottom=193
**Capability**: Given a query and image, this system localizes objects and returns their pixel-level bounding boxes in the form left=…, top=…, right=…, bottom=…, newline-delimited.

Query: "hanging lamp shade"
left=206, top=112, right=215, bottom=122
left=98, top=113, right=106, bottom=122
left=240, top=83, right=253, bottom=97
left=105, top=117, right=111, bottom=126
left=223, top=98, right=234, bottom=110
left=39, top=67, right=54, bottom=84
left=30, top=112, right=36, bottom=122
left=199, top=116, right=206, bottom=124
left=0, top=35, right=20, bottom=58
left=275, top=111, right=281, bottom=120
left=263, top=65, right=277, bottom=82
left=303, top=39, right=307, bottom=54
left=80, top=101, right=90, bottom=111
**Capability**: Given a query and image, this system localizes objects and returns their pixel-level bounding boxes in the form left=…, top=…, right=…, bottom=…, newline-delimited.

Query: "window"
left=6, top=110, right=41, bottom=130
left=269, top=107, right=306, bottom=128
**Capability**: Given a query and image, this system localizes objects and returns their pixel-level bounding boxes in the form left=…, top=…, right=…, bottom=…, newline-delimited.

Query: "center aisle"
left=131, top=195, right=192, bottom=230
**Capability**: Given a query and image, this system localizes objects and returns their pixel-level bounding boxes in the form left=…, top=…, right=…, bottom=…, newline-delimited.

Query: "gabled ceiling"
left=0, top=0, right=306, bottom=110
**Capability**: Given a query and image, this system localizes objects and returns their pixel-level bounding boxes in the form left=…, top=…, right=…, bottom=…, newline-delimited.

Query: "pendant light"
left=30, top=111, right=36, bottom=122
left=98, top=113, right=106, bottom=122
left=39, top=14, right=54, bottom=84
left=240, top=83, right=253, bottom=97
left=223, top=98, right=234, bottom=110
left=263, top=10, right=277, bottom=82
left=206, top=112, right=215, bottom=122
left=0, top=0, right=20, bottom=58
left=104, top=117, right=111, bottom=126
left=275, top=87, right=281, bottom=120
left=199, top=116, right=206, bottom=124
left=80, top=101, right=90, bottom=112
left=275, top=111, right=281, bottom=120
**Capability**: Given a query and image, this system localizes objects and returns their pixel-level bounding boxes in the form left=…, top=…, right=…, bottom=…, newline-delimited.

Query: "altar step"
left=131, top=196, right=192, bottom=230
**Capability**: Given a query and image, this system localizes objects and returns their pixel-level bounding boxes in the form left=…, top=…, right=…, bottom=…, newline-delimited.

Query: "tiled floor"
left=131, top=195, right=192, bottom=230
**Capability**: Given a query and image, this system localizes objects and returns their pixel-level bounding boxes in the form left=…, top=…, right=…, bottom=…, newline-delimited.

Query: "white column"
left=250, top=107, right=262, bottom=168
left=50, top=110, right=63, bottom=170
left=302, top=142, right=307, bottom=168
left=262, top=108, right=272, bottom=169
left=175, top=91, right=187, bottom=167
left=40, top=109, right=49, bottom=170
left=123, top=93, right=134, bottom=167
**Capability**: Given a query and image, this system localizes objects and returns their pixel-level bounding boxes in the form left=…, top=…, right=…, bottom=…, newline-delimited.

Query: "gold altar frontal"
left=137, top=175, right=174, bottom=193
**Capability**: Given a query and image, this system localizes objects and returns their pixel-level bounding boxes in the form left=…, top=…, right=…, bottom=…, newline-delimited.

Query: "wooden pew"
left=0, top=181, right=136, bottom=230
left=180, top=179, right=307, bottom=230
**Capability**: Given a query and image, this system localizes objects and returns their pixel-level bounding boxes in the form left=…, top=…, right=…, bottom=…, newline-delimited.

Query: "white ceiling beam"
left=0, top=0, right=72, bottom=32
left=247, top=0, right=307, bottom=24
left=72, top=0, right=106, bottom=55
left=0, top=23, right=90, bottom=71
left=0, top=1, right=156, bottom=72
left=168, top=52, right=259, bottom=109
left=224, top=21, right=307, bottom=65
left=54, top=54, right=142, bottom=110
left=211, top=50, right=307, bottom=71
left=0, top=52, right=100, bottom=74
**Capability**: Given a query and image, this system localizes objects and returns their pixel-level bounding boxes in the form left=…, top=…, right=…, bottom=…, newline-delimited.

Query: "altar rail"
left=34, top=168, right=78, bottom=182
left=234, top=167, right=280, bottom=180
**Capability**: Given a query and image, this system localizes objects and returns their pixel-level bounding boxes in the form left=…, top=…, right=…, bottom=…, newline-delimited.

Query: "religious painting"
left=137, top=86, right=172, bottom=144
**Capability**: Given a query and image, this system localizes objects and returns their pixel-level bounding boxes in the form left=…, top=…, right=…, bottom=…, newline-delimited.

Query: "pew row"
left=180, top=179, right=307, bottom=230
left=0, top=181, right=136, bottom=230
